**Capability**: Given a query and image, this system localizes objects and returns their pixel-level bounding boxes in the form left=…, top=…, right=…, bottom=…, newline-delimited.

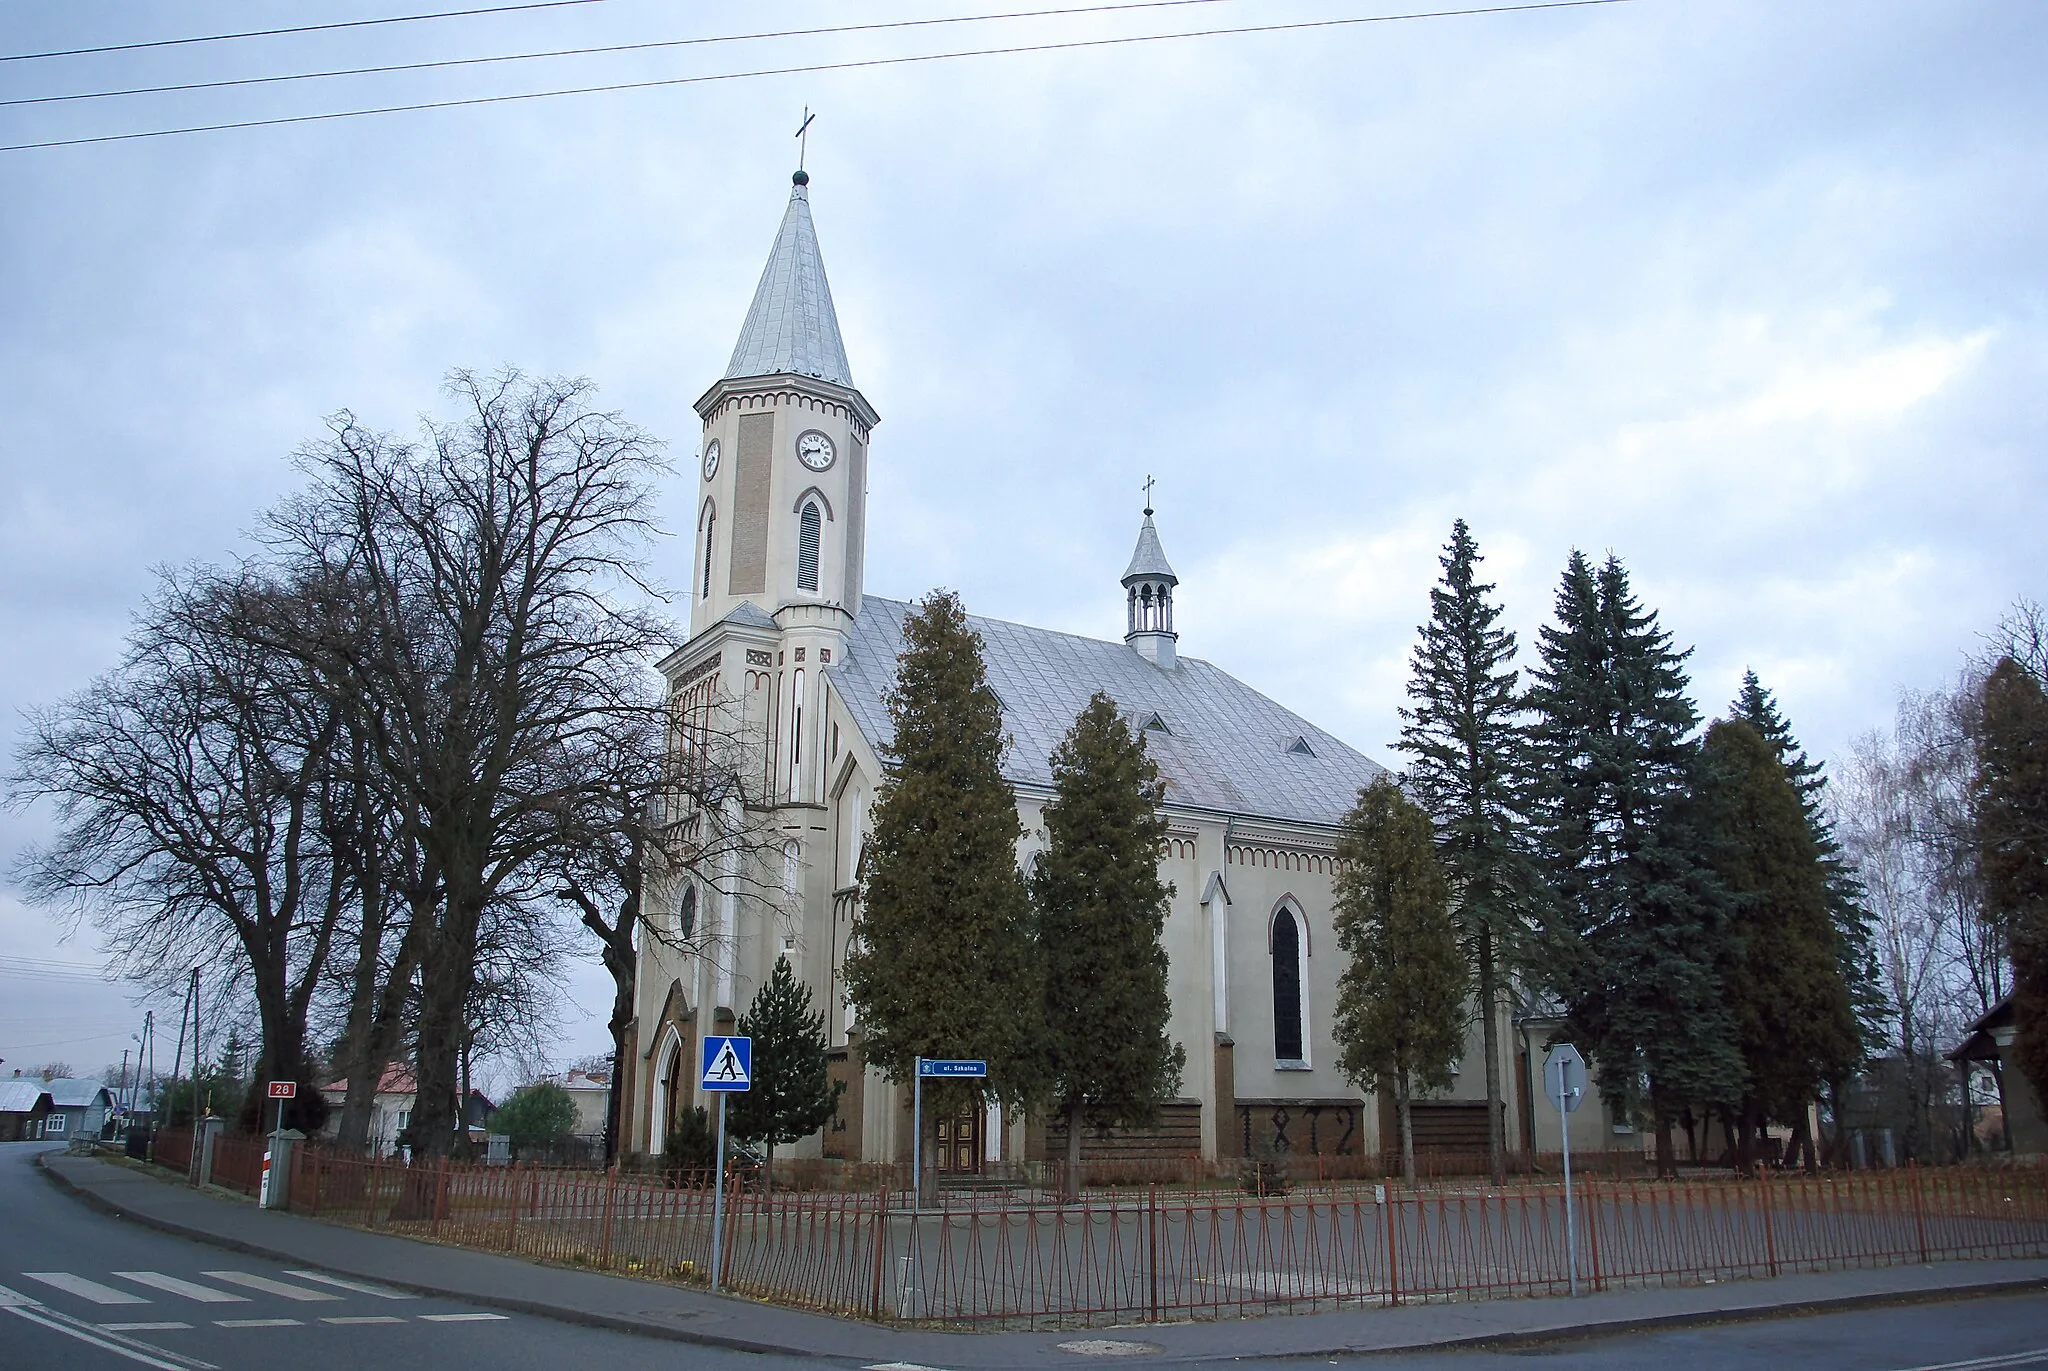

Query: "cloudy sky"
left=2, top=0, right=2041, bottom=1084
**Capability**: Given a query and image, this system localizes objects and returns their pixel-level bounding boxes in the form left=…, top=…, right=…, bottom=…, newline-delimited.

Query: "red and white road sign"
left=267, top=1081, right=297, bottom=1098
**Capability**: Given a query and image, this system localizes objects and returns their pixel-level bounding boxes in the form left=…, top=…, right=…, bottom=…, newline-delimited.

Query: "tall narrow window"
left=677, top=885, right=697, bottom=941
left=700, top=507, right=716, bottom=600
left=1272, top=906, right=1304, bottom=1061
left=787, top=668, right=805, bottom=800
left=797, top=502, right=821, bottom=591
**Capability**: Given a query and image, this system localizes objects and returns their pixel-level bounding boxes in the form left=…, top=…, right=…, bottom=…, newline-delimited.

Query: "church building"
left=622, top=170, right=1536, bottom=1171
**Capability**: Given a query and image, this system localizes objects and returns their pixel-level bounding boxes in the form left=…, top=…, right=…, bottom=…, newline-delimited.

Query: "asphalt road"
left=4, top=1141, right=2045, bottom=1371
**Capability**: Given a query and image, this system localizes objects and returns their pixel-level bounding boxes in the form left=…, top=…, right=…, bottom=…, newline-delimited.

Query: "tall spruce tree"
left=1030, top=691, right=1185, bottom=1201
left=1698, top=719, right=1860, bottom=1169
left=1523, top=552, right=1742, bottom=1174
left=729, top=957, right=842, bottom=1192
left=1976, top=658, right=2048, bottom=1114
left=1395, top=518, right=1534, bottom=1184
left=1332, top=776, right=1468, bottom=1184
left=841, top=590, right=1038, bottom=1182
left=1732, top=670, right=1885, bottom=1059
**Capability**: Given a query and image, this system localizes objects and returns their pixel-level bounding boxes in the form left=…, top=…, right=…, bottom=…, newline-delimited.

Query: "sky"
left=2, top=0, right=2042, bottom=1087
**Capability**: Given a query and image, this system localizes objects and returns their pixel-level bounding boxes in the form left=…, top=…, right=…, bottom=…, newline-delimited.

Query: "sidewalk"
left=37, top=1148, right=2048, bottom=1368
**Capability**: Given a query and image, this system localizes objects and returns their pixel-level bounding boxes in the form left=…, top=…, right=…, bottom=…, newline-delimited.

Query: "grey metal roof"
left=44, top=1078, right=112, bottom=1109
left=719, top=601, right=780, bottom=631
left=1123, top=513, right=1178, bottom=583
left=0, top=1080, right=49, bottom=1113
left=724, top=177, right=855, bottom=388
left=829, top=597, right=1388, bottom=827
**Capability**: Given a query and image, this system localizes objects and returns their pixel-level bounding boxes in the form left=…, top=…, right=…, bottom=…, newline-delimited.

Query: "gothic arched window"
left=797, top=501, right=821, bottom=591
left=1272, top=904, right=1305, bottom=1062
left=677, top=885, right=697, bottom=942
left=699, top=503, right=716, bottom=601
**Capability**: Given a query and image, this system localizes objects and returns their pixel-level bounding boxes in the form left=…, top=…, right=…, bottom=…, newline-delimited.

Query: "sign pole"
left=711, top=1091, right=728, bottom=1292
left=1560, top=1069, right=1577, bottom=1297
left=912, top=1056, right=923, bottom=1211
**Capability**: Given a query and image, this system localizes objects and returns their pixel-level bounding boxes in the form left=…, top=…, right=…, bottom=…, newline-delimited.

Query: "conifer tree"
left=1732, top=670, right=1884, bottom=1057
left=1976, top=658, right=2048, bottom=1113
left=1395, top=518, right=1534, bottom=1184
left=1031, top=691, right=1185, bottom=1201
left=729, top=957, right=842, bottom=1192
left=841, top=590, right=1038, bottom=1181
left=1698, top=719, right=1860, bottom=1169
left=1523, top=552, right=1742, bottom=1174
left=1333, top=776, right=1468, bottom=1184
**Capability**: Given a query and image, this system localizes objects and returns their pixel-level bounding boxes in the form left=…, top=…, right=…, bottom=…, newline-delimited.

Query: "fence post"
left=1148, top=1184, right=1160, bottom=1323
left=600, top=1167, right=618, bottom=1268
left=431, top=1156, right=448, bottom=1238
left=869, top=1182, right=889, bottom=1321
left=1757, top=1164, right=1779, bottom=1278
left=370, top=1151, right=385, bottom=1228
left=1585, top=1175, right=1604, bottom=1292
left=506, top=1163, right=521, bottom=1253
left=1911, top=1161, right=1929, bottom=1264
left=1383, top=1183, right=1402, bottom=1307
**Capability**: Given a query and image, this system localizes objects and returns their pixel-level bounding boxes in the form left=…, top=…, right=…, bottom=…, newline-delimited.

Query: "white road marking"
left=102, top=1322, right=195, bottom=1332
left=22, top=1272, right=151, bottom=1304
left=2, top=1303, right=217, bottom=1371
left=419, top=1311, right=509, bottom=1321
left=114, top=1272, right=249, bottom=1303
left=1888, top=1352, right=2048, bottom=1371
left=285, top=1269, right=417, bottom=1299
left=0, top=1283, right=34, bottom=1308
left=200, top=1271, right=340, bottom=1301
left=215, top=1317, right=304, bottom=1328
left=322, top=1315, right=406, bottom=1325
left=865, top=1363, right=956, bottom=1371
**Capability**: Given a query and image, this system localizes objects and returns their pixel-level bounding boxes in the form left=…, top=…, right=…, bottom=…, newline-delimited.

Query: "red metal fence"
left=273, top=1149, right=2048, bottom=1328
left=151, top=1127, right=193, bottom=1175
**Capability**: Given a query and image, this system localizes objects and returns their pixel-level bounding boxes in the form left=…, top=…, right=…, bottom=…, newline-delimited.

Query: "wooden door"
left=935, top=1106, right=981, bottom=1174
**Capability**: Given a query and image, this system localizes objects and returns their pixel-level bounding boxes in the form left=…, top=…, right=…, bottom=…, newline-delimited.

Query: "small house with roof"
left=39, top=1078, right=116, bottom=1142
left=621, top=169, right=1526, bottom=1172
left=0, top=1077, right=53, bottom=1142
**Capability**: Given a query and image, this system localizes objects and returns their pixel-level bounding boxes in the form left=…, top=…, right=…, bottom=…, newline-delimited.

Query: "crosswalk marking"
left=215, top=1318, right=303, bottom=1328
left=284, top=1270, right=416, bottom=1299
left=322, top=1315, right=406, bottom=1325
left=101, top=1322, right=194, bottom=1332
left=200, top=1272, right=340, bottom=1301
left=22, top=1273, right=150, bottom=1305
left=114, top=1272, right=248, bottom=1303
left=419, top=1312, right=508, bottom=1321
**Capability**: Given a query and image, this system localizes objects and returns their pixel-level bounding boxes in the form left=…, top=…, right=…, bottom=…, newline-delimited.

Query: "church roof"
left=718, top=601, right=781, bottom=631
left=830, top=597, right=1388, bottom=827
left=1122, top=512, right=1177, bottom=584
left=724, top=174, right=855, bottom=388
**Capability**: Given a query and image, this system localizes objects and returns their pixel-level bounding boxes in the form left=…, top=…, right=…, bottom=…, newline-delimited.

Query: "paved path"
left=34, top=1145, right=2048, bottom=1368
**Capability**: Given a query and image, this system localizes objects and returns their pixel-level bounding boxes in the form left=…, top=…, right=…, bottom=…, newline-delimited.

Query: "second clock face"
left=702, top=439, right=721, bottom=481
left=796, top=429, right=836, bottom=472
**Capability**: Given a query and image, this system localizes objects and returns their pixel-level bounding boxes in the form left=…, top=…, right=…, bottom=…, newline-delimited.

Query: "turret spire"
left=1123, top=495, right=1178, bottom=669
left=725, top=172, right=854, bottom=386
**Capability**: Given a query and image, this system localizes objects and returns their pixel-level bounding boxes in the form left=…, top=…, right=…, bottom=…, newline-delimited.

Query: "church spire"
left=1123, top=491, right=1178, bottom=669
left=725, top=170, right=855, bottom=387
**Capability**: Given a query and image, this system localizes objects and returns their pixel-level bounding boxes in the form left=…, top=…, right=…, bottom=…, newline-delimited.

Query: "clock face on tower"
left=701, top=439, right=721, bottom=481
left=795, top=429, right=836, bottom=472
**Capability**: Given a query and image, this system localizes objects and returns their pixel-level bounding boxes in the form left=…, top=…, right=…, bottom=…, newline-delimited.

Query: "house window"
left=797, top=502, right=821, bottom=591
left=46, top=1114, right=66, bottom=1134
left=1272, top=905, right=1305, bottom=1062
left=397, top=1110, right=411, bottom=1132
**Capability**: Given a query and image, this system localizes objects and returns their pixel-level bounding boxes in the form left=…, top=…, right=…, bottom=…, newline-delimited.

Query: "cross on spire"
left=796, top=107, right=816, bottom=171
left=1142, top=474, right=1156, bottom=516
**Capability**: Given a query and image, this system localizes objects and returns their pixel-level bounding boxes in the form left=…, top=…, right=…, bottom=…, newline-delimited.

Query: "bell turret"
left=1123, top=503, right=1178, bottom=669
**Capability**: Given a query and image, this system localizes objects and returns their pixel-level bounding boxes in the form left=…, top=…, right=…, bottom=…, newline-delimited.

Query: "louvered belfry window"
left=797, top=502, right=821, bottom=591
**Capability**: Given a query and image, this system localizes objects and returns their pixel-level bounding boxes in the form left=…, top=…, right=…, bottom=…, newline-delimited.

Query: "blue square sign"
left=700, top=1035, right=752, bottom=1091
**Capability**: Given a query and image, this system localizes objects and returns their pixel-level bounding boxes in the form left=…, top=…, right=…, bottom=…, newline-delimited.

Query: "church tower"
left=690, top=170, right=879, bottom=644
left=1123, top=502, right=1179, bottom=668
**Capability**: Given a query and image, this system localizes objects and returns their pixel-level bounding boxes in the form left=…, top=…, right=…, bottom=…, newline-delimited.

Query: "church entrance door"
left=935, top=1107, right=981, bottom=1174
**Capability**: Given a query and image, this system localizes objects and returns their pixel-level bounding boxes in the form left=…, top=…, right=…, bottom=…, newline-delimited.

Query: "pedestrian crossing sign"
left=700, top=1035, right=752, bottom=1091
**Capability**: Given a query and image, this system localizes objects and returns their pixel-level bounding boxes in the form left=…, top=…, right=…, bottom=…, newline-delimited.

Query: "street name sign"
left=918, top=1059, right=988, bottom=1078
left=701, top=1035, right=753, bottom=1092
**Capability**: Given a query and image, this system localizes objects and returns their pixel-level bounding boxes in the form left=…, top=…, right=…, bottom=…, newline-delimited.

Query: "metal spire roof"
left=724, top=171, right=855, bottom=388
left=1123, top=510, right=1178, bottom=584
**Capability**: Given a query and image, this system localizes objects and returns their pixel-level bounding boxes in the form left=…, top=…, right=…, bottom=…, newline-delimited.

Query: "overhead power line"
left=3, top=0, right=609, bottom=64
left=0, top=0, right=1634, bottom=153
left=4, top=0, right=1244, bottom=110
